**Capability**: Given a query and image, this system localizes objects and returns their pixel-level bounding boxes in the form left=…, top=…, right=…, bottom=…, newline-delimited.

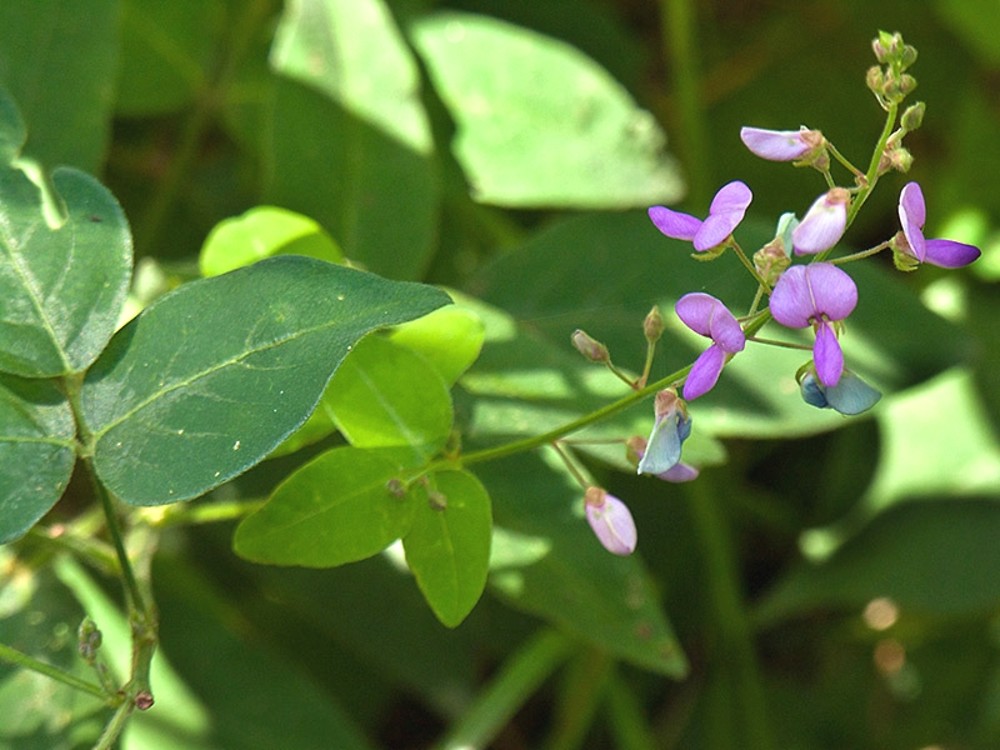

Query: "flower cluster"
left=578, top=32, right=981, bottom=556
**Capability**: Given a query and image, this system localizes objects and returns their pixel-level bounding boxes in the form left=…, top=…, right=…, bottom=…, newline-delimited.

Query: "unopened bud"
left=900, top=102, right=925, bottom=131
left=872, top=31, right=902, bottom=63
left=880, top=145, right=913, bottom=174
left=625, top=436, right=647, bottom=467
left=135, top=691, right=155, bottom=711
left=754, top=239, right=791, bottom=285
left=428, top=490, right=448, bottom=511
left=899, top=44, right=918, bottom=70
left=643, top=306, right=664, bottom=344
left=571, top=329, right=610, bottom=363
left=866, top=66, right=885, bottom=96
left=77, top=618, right=102, bottom=663
left=386, top=478, right=407, bottom=498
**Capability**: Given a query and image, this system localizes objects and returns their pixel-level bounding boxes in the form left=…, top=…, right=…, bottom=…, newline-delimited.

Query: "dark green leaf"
left=403, top=470, right=492, bottom=627
left=0, top=374, right=75, bottom=543
left=0, top=86, right=26, bottom=165
left=411, top=12, right=683, bottom=209
left=754, top=499, right=1000, bottom=624
left=199, top=205, right=344, bottom=277
left=0, top=167, right=132, bottom=378
left=327, top=335, right=453, bottom=461
left=0, top=0, right=118, bottom=172
left=478, top=452, right=688, bottom=677
left=82, top=257, right=450, bottom=506
left=233, top=446, right=420, bottom=567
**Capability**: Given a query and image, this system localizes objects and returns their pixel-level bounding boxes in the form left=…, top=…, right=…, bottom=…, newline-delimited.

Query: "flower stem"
left=0, top=641, right=109, bottom=701
left=846, top=103, right=899, bottom=228
left=828, top=241, right=891, bottom=264
left=731, top=242, right=771, bottom=293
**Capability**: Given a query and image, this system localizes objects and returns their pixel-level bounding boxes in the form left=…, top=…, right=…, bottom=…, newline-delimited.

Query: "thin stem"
left=432, top=629, right=574, bottom=750
left=684, top=475, right=773, bottom=750
left=549, top=442, right=591, bottom=489
left=605, top=359, right=641, bottom=389
left=94, top=702, right=134, bottom=750
left=637, top=340, right=657, bottom=389
left=731, top=242, right=771, bottom=293
left=846, top=103, right=899, bottom=228
left=825, top=140, right=865, bottom=182
left=150, top=498, right=265, bottom=528
left=828, top=241, right=891, bottom=265
left=0, top=641, right=109, bottom=701
left=746, top=336, right=811, bottom=351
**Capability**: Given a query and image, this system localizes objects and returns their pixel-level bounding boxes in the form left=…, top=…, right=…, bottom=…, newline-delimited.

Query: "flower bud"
left=571, top=329, right=609, bottom=363
left=643, top=306, right=664, bottom=344
left=872, top=31, right=902, bottom=63
left=584, top=487, right=636, bottom=556
left=880, top=144, right=913, bottom=174
left=900, top=102, right=925, bottom=131
left=866, top=66, right=885, bottom=96
left=754, top=239, right=792, bottom=286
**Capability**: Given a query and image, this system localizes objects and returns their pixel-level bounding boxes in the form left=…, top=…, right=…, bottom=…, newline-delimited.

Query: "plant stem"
left=684, top=474, right=773, bottom=750
left=0, top=641, right=109, bottom=700
left=846, top=103, right=899, bottom=228
left=433, top=629, right=574, bottom=750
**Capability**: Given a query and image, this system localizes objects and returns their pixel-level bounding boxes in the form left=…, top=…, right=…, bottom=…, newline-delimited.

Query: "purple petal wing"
left=649, top=206, right=702, bottom=241
left=682, top=344, right=726, bottom=400
left=792, top=193, right=847, bottom=255
left=709, top=180, right=753, bottom=215
left=740, top=127, right=810, bottom=161
left=813, top=322, right=844, bottom=387
left=806, top=263, right=858, bottom=320
left=675, top=293, right=720, bottom=336
left=692, top=181, right=752, bottom=251
left=708, top=308, right=746, bottom=353
left=898, top=182, right=926, bottom=261
left=658, top=462, right=700, bottom=483
left=768, top=265, right=813, bottom=328
left=586, top=493, right=637, bottom=555
left=923, top=239, right=982, bottom=268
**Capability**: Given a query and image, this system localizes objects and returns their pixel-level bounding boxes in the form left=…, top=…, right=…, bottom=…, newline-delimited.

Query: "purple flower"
left=584, top=487, right=636, bottom=555
left=648, top=181, right=752, bottom=252
left=792, top=188, right=850, bottom=255
left=740, top=126, right=823, bottom=162
left=897, top=182, right=981, bottom=268
left=800, top=370, right=881, bottom=415
left=627, top=437, right=699, bottom=483
left=675, top=293, right=746, bottom=400
left=637, top=389, right=692, bottom=476
left=770, top=263, right=858, bottom=387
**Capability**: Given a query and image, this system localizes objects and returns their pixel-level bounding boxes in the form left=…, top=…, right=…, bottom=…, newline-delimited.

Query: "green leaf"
left=233, top=446, right=419, bottom=567
left=0, top=0, right=118, bottom=172
left=116, top=0, right=221, bottom=117
left=0, top=86, right=26, bottom=165
left=754, top=499, right=1000, bottom=625
left=199, top=205, right=344, bottom=277
left=478, top=452, right=688, bottom=678
left=271, top=0, right=432, bottom=155
left=327, top=335, right=453, bottom=461
left=82, top=256, right=450, bottom=506
left=403, top=470, right=492, bottom=627
left=264, top=76, right=440, bottom=281
left=0, top=167, right=132, bottom=378
left=387, top=304, right=485, bottom=385
left=464, top=212, right=972, bottom=444
left=0, top=374, right=75, bottom=543
left=410, top=12, right=683, bottom=209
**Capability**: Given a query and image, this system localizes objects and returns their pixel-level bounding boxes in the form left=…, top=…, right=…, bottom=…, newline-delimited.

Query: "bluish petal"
left=585, top=489, right=636, bottom=555
left=682, top=345, right=726, bottom=400
left=740, top=127, right=811, bottom=161
left=799, top=373, right=830, bottom=409
left=813, top=322, right=844, bottom=387
left=824, top=371, right=882, bottom=415
left=923, top=238, right=982, bottom=268
left=648, top=206, right=702, bottom=241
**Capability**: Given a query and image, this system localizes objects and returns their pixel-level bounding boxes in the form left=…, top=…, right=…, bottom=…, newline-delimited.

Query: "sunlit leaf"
left=82, top=257, right=450, bottom=506
left=403, top=470, right=492, bottom=627
left=388, top=305, right=485, bottom=386
left=411, top=12, right=683, bottom=209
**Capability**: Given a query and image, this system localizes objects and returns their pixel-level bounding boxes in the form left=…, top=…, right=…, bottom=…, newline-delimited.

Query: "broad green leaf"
left=0, top=0, right=118, bottom=172
left=477, top=452, right=688, bottom=678
left=0, top=167, right=132, bottom=378
left=754, top=499, right=1000, bottom=625
left=933, top=0, right=1000, bottom=66
left=271, top=0, right=432, bottom=154
left=464, top=212, right=972, bottom=445
left=403, top=470, right=492, bottom=627
left=264, top=76, right=440, bottom=280
left=116, top=0, right=221, bottom=116
left=233, top=446, right=420, bottom=567
left=200, top=205, right=344, bottom=277
left=82, top=257, right=450, bottom=506
left=0, top=375, right=75, bottom=543
left=388, top=304, right=485, bottom=385
left=327, top=335, right=453, bottom=460
left=410, top=12, right=683, bottom=209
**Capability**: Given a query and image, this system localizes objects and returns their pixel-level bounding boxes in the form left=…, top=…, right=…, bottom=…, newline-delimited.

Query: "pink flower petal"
left=792, top=189, right=849, bottom=255
left=898, top=182, right=926, bottom=261
left=682, top=344, right=726, bottom=401
left=923, top=239, right=982, bottom=269
left=649, top=206, right=702, bottom=241
left=584, top=489, right=637, bottom=555
left=813, top=322, right=844, bottom=387
left=740, top=127, right=812, bottom=161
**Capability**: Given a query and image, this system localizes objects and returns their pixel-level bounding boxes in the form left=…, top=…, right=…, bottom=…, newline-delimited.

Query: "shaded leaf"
left=82, top=257, right=450, bottom=506
left=754, top=499, right=1000, bottom=625
left=233, top=446, right=419, bottom=567
left=411, top=12, right=683, bottom=208
left=478, top=452, right=688, bottom=677
left=0, top=167, right=132, bottom=378
left=0, top=0, right=118, bottom=172
left=403, top=470, right=492, bottom=627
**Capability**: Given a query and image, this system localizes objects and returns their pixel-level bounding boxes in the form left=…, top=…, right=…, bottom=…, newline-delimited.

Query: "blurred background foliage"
left=1, top=0, right=999, bottom=748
